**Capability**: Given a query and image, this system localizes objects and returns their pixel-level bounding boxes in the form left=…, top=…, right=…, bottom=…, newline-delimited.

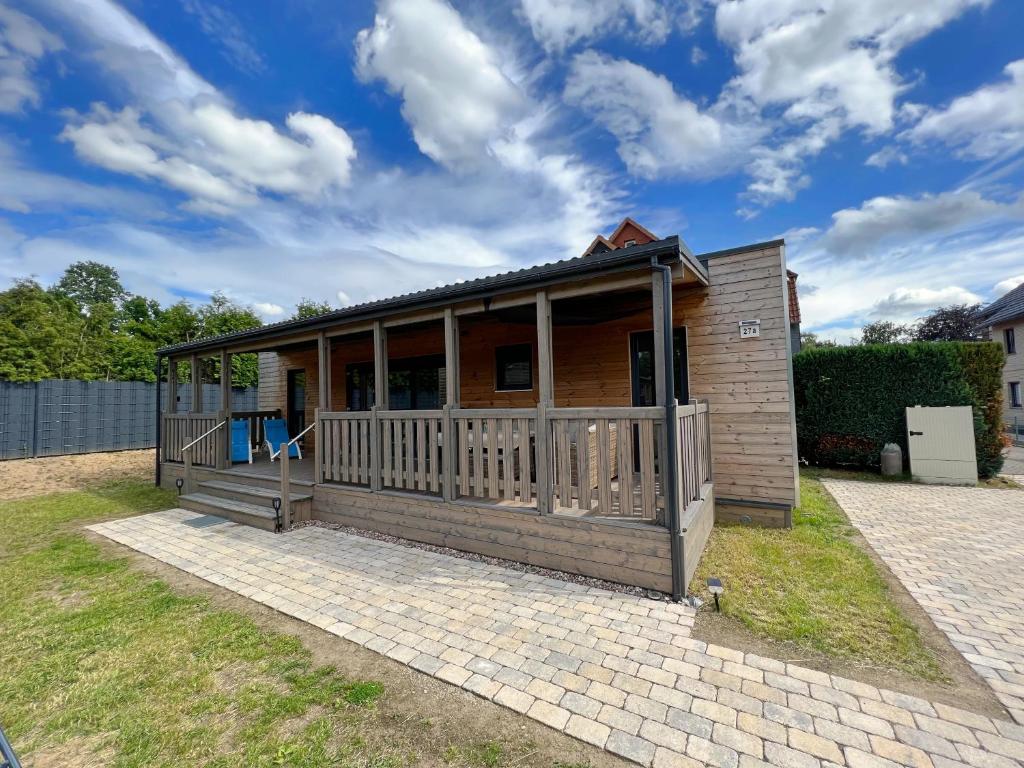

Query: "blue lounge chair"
left=264, top=418, right=300, bottom=460
left=231, top=419, right=253, bottom=464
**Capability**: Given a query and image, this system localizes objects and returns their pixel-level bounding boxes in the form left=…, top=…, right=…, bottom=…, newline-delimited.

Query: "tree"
left=195, top=293, right=263, bottom=388
left=913, top=304, right=984, bottom=342
left=858, top=320, right=912, bottom=345
left=800, top=332, right=838, bottom=350
left=293, top=298, right=334, bottom=319
left=53, top=261, right=127, bottom=309
left=0, top=279, right=87, bottom=381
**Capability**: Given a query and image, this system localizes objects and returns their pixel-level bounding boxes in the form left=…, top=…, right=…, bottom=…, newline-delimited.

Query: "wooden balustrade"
left=676, top=400, right=712, bottom=505
left=378, top=410, right=444, bottom=494
left=319, top=412, right=373, bottom=487
left=161, top=413, right=222, bottom=466
left=548, top=407, right=666, bottom=521
left=451, top=408, right=537, bottom=506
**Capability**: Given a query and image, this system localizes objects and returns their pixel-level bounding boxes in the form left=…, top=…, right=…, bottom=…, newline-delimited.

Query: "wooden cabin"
left=156, top=220, right=800, bottom=599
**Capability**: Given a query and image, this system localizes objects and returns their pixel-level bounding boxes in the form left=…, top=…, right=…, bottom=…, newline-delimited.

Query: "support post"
left=373, top=320, right=389, bottom=409
left=314, top=407, right=323, bottom=484
left=220, top=349, right=232, bottom=468
left=215, top=410, right=227, bottom=469
left=444, top=307, right=460, bottom=406
left=652, top=272, right=668, bottom=406
left=280, top=442, right=291, bottom=530
left=535, top=291, right=553, bottom=514
left=184, top=448, right=193, bottom=496
left=190, top=353, right=202, bottom=413
left=442, top=404, right=455, bottom=501
left=167, top=356, right=179, bottom=414
left=155, top=354, right=163, bottom=487
left=370, top=406, right=381, bottom=491
left=317, top=331, right=331, bottom=411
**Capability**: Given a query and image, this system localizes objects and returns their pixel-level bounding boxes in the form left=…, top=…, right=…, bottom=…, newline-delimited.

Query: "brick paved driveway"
left=90, top=509, right=1024, bottom=768
left=825, top=480, right=1024, bottom=726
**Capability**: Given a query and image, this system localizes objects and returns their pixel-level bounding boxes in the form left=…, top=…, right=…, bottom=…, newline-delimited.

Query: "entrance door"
left=630, top=328, right=688, bottom=406
left=287, top=369, right=306, bottom=437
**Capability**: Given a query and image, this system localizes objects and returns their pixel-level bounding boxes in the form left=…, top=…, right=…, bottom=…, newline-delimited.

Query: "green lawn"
left=0, top=482, right=594, bottom=768
left=694, top=470, right=946, bottom=681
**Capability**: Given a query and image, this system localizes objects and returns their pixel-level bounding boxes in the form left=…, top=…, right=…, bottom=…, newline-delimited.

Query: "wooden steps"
left=179, top=479, right=312, bottom=532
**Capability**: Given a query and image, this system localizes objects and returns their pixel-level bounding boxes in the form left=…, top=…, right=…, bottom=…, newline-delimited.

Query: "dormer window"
left=623, top=239, right=637, bottom=247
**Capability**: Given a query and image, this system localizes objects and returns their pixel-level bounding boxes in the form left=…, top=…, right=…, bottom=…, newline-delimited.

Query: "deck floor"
left=224, top=452, right=315, bottom=483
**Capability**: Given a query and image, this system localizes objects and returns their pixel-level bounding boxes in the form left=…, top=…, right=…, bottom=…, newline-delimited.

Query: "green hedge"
left=793, top=342, right=1004, bottom=478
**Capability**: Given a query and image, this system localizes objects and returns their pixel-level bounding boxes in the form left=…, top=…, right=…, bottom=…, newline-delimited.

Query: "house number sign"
left=739, top=319, right=761, bottom=339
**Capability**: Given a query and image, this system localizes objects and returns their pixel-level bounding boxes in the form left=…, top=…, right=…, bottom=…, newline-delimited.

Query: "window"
left=345, top=354, right=444, bottom=410
left=629, top=328, right=689, bottom=406
left=623, top=239, right=637, bottom=247
left=1006, top=327, right=1017, bottom=355
left=1011, top=382, right=1023, bottom=409
left=495, top=344, right=533, bottom=391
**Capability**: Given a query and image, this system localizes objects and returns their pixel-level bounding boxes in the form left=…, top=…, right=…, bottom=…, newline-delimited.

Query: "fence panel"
left=0, top=380, right=258, bottom=461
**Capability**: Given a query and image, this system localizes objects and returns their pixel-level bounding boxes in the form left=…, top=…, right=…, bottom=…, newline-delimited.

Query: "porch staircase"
left=179, top=478, right=312, bottom=532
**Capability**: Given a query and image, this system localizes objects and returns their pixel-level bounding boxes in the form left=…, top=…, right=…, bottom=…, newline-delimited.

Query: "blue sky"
left=1, top=0, right=1023, bottom=342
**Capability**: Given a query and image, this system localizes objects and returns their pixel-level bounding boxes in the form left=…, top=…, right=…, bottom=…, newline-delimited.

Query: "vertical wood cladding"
left=256, top=243, right=798, bottom=510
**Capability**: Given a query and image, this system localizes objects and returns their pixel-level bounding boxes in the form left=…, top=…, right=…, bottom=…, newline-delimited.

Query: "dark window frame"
left=495, top=343, right=534, bottom=392
left=1011, top=382, right=1022, bottom=409
left=629, top=327, right=689, bottom=406
left=1006, top=327, right=1017, bottom=355
left=345, top=353, right=444, bottom=411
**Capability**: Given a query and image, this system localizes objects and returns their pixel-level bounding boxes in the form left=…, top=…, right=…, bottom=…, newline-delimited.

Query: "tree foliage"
left=293, top=298, right=334, bottom=320
left=0, top=263, right=264, bottom=386
left=858, top=320, right=912, bottom=345
left=912, top=303, right=984, bottom=342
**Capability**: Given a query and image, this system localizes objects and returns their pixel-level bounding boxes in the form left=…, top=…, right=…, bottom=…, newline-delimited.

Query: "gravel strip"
left=297, top=519, right=670, bottom=600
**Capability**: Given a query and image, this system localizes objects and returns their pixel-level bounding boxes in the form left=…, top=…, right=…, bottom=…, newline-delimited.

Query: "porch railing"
left=161, top=412, right=223, bottom=466
left=315, top=402, right=711, bottom=524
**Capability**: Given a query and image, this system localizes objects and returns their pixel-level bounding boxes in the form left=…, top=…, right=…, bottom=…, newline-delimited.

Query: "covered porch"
left=156, top=241, right=715, bottom=596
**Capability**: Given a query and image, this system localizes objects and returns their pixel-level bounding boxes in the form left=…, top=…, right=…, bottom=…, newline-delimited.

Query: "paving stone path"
left=90, top=509, right=1024, bottom=768
left=825, top=480, right=1024, bottom=727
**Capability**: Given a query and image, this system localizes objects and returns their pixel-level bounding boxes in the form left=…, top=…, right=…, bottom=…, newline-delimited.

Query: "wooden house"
left=156, top=219, right=800, bottom=599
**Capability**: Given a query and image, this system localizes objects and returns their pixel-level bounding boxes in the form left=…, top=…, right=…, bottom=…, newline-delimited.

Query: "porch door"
left=287, top=369, right=306, bottom=437
left=629, top=328, right=689, bottom=407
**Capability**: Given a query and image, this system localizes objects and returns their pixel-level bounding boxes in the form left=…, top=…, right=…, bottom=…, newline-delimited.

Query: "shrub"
left=794, top=342, right=1004, bottom=477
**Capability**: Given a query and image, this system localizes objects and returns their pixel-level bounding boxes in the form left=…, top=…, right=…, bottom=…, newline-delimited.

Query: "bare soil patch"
left=0, top=450, right=154, bottom=500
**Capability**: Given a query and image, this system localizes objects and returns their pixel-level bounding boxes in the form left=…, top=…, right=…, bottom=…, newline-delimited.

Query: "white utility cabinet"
left=905, top=406, right=977, bottom=486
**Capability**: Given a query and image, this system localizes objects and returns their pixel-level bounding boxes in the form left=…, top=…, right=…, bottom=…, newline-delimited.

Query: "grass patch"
left=0, top=481, right=568, bottom=767
left=694, top=471, right=946, bottom=681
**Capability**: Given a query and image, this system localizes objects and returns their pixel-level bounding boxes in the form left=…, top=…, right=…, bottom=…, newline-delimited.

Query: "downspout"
left=651, top=257, right=684, bottom=602
left=155, top=353, right=162, bottom=488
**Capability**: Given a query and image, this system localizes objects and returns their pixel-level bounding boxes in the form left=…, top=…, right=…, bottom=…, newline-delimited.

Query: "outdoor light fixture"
left=175, top=477, right=184, bottom=496
left=272, top=497, right=282, bottom=533
left=706, top=577, right=724, bottom=612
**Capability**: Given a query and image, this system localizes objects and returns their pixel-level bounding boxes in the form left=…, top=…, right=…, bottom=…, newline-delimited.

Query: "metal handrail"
left=181, top=418, right=227, bottom=454
left=0, top=725, right=22, bottom=768
left=270, top=420, right=317, bottom=460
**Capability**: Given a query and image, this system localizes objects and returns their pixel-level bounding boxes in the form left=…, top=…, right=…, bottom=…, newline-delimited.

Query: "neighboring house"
left=156, top=219, right=800, bottom=598
left=979, top=281, right=1024, bottom=434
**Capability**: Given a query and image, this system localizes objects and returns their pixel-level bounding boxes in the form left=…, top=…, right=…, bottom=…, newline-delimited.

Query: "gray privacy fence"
left=0, top=380, right=258, bottom=460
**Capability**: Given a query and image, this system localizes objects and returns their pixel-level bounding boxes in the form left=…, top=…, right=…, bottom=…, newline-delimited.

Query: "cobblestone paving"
left=90, top=509, right=1024, bottom=768
left=825, top=480, right=1024, bottom=727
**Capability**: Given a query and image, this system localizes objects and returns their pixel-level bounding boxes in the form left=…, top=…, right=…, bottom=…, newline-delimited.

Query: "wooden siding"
left=993, top=319, right=1024, bottom=426
left=256, top=243, right=798, bottom=512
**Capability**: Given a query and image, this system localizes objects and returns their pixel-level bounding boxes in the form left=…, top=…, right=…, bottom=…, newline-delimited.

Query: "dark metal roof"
left=697, top=239, right=785, bottom=264
left=159, top=235, right=705, bottom=356
left=980, top=280, right=1024, bottom=326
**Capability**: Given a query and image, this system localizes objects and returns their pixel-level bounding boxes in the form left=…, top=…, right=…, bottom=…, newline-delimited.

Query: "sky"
left=1, top=0, right=1023, bottom=342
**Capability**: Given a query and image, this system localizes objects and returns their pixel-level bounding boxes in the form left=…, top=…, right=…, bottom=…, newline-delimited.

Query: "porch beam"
left=536, top=290, right=553, bottom=404
left=190, top=353, right=202, bottom=413
left=652, top=273, right=668, bottom=407
left=317, top=331, right=331, bottom=411
left=373, top=320, right=389, bottom=409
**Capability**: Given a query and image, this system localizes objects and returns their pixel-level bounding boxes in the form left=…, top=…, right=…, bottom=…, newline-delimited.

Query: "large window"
left=1011, top=382, right=1022, bottom=409
left=495, top=344, right=533, bottom=392
left=345, top=354, right=445, bottom=410
left=1006, top=327, right=1017, bottom=355
left=629, top=329, right=689, bottom=406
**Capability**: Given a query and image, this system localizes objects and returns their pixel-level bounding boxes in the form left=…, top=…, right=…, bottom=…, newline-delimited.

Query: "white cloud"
left=908, top=59, right=1024, bottom=159
left=253, top=302, right=285, bottom=318
left=714, top=0, right=988, bottom=135
left=742, top=117, right=840, bottom=209
left=34, top=0, right=355, bottom=212
left=564, top=51, right=757, bottom=179
left=181, top=0, right=265, bottom=75
left=869, top=286, right=981, bottom=321
left=819, top=189, right=1024, bottom=257
left=690, top=46, right=706, bottom=66
left=518, top=0, right=675, bottom=52
left=865, top=145, right=908, bottom=169
left=995, top=275, right=1024, bottom=296
left=0, top=5, right=62, bottom=113
left=355, top=0, right=524, bottom=170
